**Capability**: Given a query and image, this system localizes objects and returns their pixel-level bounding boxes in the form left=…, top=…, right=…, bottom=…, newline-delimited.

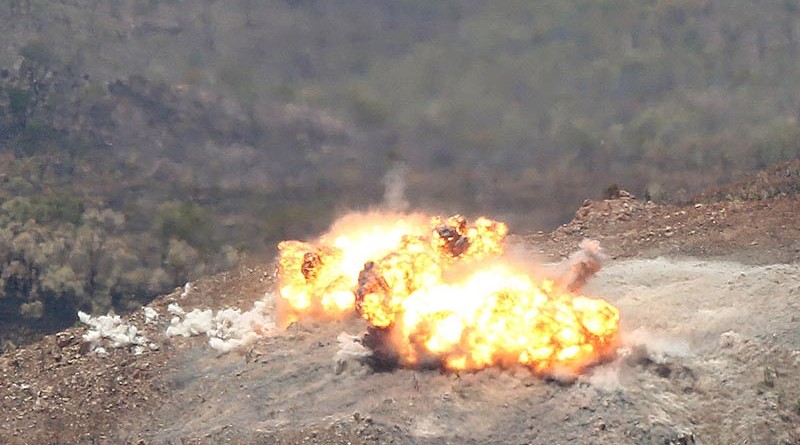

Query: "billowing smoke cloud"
left=556, top=239, right=606, bottom=292
left=382, top=162, right=409, bottom=211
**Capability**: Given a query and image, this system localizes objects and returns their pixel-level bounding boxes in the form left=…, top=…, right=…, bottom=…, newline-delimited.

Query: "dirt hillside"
left=2, top=161, right=800, bottom=445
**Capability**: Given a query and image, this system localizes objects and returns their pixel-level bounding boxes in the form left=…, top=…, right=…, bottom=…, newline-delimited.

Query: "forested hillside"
left=1, top=0, right=800, bottom=346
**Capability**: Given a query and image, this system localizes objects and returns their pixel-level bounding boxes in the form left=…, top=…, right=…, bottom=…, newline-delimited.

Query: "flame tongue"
left=277, top=213, right=619, bottom=373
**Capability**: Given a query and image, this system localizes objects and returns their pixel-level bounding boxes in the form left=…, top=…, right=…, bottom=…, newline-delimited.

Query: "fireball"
left=277, top=212, right=619, bottom=374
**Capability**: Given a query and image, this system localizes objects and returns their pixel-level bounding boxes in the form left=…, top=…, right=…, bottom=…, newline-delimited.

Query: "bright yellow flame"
left=276, top=212, right=619, bottom=373
left=276, top=213, right=429, bottom=324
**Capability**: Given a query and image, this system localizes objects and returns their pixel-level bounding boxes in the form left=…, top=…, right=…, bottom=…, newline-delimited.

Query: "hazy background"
left=1, top=0, right=800, bottom=345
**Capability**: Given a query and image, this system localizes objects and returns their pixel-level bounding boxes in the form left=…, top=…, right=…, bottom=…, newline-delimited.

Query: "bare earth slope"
left=2, top=163, right=800, bottom=445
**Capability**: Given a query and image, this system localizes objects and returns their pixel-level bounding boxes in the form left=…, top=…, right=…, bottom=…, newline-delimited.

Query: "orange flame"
left=277, top=212, right=619, bottom=373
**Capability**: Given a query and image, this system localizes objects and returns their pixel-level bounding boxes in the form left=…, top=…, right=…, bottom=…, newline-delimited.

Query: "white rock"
left=719, top=330, right=742, bottom=350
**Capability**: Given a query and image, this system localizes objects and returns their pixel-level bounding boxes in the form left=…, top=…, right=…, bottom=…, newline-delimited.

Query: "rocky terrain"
left=1, top=162, right=800, bottom=445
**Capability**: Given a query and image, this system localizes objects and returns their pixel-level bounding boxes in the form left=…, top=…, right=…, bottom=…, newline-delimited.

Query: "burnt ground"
left=2, top=162, right=800, bottom=445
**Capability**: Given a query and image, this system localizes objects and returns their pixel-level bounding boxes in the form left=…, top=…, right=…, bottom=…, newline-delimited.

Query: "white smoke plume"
left=166, top=307, right=213, bottom=337
left=556, top=239, right=607, bottom=292
left=382, top=162, right=409, bottom=211
left=166, top=299, right=275, bottom=352
left=180, top=282, right=192, bottom=298
left=143, top=307, right=159, bottom=324
left=78, top=311, right=153, bottom=355
left=167, top=302, right=185, bottom=316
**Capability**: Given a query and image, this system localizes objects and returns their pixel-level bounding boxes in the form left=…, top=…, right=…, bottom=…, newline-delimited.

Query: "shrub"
left=7, top=88, right=31, bottom=119
left=155, top=201, right=216, bottom=252
left=2, top=195, right=84, bottom=225
left=19, top=41, right=58, bottom=68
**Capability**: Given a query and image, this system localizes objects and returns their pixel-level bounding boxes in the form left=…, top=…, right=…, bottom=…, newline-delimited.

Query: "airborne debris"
left=301, top=251, right=323, bottom=280
left=556, top=239, right=607, bottom=292
left=433, top=214, right=470, bottom=257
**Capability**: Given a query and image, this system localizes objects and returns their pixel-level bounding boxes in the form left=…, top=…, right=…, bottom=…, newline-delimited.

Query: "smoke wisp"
left=382, top=162, right=409, bottom=211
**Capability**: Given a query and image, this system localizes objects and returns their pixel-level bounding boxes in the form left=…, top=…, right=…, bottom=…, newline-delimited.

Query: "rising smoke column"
left=382, top=161, right=409, bottom=211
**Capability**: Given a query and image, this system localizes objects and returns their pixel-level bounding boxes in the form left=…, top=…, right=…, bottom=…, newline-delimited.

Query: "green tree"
left=155, top=201, right=215, bottom=252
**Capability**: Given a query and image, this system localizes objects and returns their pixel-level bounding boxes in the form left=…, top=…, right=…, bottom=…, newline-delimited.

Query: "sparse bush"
left=6, top=177, right=34, bottom=195
left=19, top=301, right=43, bottom=319
left=752, top=121, right=800, bottom=168
left=17, top=121, right=65, bottom=155
left=604, top=184, right=621, bottom=200
left=19, top=41, right=58, bottom=68
left=40, top=265, right=85, bottom=298
left=165, top=238, right=203, bottom=283
left=155, top=201, right=215, bottom=252
left=12, top=194, right=85, bottom=225
left=7, top=87, right=31, bottom=119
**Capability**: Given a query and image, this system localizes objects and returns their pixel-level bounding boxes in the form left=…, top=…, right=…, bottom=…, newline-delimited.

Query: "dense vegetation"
left=1, top=0, right=800, bottom=345
left=0, top=55, right=378, bottom=346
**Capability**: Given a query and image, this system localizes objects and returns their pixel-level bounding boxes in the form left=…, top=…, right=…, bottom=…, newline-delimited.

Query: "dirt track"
left=2, top=164, right=800, bottom=445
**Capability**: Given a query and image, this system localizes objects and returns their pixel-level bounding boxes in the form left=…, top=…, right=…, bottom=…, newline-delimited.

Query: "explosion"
left=277, top=212, right=619, bottom=374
